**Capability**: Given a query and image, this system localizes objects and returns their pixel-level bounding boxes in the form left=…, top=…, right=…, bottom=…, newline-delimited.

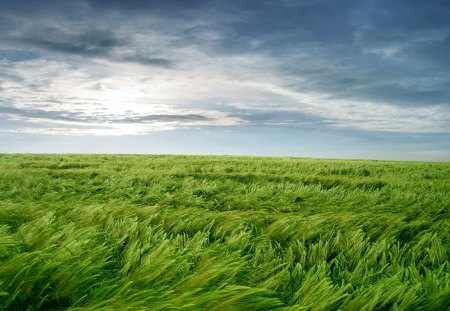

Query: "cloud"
left=0, top=103, right=243, bottom=136
left=117, top=54, right=173, bottom=67
left=121, top=114, right=211, bottom=123
left=0, top=50, right=40, bottom=62
left=4, top=25, right=174, bottom=67
left=0, top=106, right=214, bottom=124
left=0, top=105, right=215, bottom=125
left=0, top=105, right=88, bottom=123
left=22, top=29, right=122, bottom=56
left=0, top=0, right=449, bottom=138
left=87, top=0, right=212, bottom=14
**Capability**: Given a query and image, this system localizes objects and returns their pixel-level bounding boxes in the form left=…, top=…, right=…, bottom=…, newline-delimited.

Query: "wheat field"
left=0, top=154, right=449, bottom=310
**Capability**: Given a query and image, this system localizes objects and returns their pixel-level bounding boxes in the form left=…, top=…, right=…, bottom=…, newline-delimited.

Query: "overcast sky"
left=0, top=0, right=449, bottom=160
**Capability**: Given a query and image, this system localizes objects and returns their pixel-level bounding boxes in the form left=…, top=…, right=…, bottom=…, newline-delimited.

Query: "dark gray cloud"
left=0, top=105, right=213, bottom=124
left=281, top=60, right=450, bottom=107
left=3, top=26, right=173, bottom=67
left=22, top=29, right=122, bottom=56
left=88, top=0, right=212, bottom=14
left=0, top=1, right=174, bottom=67
left=208, top=103, right=326, bottom=126
left=0, top=105, right=91, bottom=123
left=118, top=54, right=173, bottom=68
left=120, top=114, right=211, bottom=123
left=180, top=0, right=450, bottom=109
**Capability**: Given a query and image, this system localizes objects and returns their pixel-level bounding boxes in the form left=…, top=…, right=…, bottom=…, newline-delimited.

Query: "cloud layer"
left=0, top=0, right=449, bottom=137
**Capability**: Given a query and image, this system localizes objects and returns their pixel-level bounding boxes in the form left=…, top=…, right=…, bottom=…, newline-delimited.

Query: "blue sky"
left=0, top=0, right=449, bottom=160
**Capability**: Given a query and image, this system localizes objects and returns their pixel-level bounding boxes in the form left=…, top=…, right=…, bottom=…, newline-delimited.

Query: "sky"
left=0, top=0, right=449, bottom=161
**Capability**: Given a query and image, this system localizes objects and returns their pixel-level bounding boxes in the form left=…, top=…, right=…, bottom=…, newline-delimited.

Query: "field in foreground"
left=0, top=154, right=449, bottom=310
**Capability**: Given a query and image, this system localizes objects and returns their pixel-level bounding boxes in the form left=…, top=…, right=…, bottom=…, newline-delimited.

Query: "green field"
left=0, top=154, right=449, bottom=310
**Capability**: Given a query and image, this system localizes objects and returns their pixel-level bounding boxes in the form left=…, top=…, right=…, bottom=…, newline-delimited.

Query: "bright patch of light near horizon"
left=99, top=86, right=144, bottom=114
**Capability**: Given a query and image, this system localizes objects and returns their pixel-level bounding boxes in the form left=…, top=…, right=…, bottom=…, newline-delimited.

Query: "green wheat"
left=0, top=154, right=448, bottom=310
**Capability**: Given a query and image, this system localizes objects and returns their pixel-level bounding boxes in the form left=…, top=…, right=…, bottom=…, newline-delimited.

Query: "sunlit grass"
left=0, top=154, right=449, bottom=310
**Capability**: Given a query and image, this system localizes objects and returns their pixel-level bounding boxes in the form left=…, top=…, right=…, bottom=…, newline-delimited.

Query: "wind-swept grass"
left=0, top=154, right=449, bottom=310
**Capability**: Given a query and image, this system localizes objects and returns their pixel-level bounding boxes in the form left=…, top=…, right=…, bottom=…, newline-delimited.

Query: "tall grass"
left=0, top=154, right=449, bottom=310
